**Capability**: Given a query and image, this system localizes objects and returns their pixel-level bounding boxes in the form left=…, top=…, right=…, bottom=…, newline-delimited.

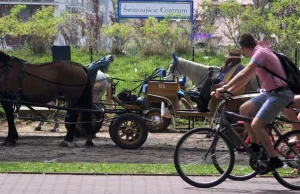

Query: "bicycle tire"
left=272, top=130, right=300, bottom=190
left=218, top=123, right=258, bottom=181
left=174, top=127, right=234, bottom=188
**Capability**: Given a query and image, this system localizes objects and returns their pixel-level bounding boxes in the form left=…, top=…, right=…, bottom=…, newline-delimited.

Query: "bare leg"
left=283, top=108, right=300, bottom=130
left=251, top=117, right=277, bottom=157
left=239, top=100, right=258, bottom=144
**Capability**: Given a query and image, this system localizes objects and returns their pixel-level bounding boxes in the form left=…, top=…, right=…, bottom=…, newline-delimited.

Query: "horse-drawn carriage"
left=0, top=50, right=260, bottom=150
left=0, top=51, right=152, bottom=150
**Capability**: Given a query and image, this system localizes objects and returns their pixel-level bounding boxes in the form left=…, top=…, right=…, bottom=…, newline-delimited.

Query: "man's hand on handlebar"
left=215, top=87, right=226, bottom=98
left=215, top=89, right=235, bottom=101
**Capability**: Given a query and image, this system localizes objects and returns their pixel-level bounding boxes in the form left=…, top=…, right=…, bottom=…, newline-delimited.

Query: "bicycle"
left=174, top=91, right=300, bottom=189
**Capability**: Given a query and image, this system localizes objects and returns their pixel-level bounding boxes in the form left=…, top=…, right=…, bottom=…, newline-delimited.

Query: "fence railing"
left=1, top=45, right=299, bottom=93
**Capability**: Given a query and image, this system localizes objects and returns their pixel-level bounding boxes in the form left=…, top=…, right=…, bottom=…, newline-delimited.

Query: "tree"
left=109, top=0, right=117, bottom=24
left=25, top=6, right=63, bottom=53
left=267, top=0, right=300, bottom=50
left=102, top=23, right=134, bottom=54
left=217, top=0, right=245, bottom=46
left=57, top=12, right=85, bottom=45
left=0, top=5, right=26, bottom=50
left=193, top=1, right=216, bottom=39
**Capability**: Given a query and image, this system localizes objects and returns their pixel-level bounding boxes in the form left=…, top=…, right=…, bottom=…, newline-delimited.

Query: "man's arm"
left=226, top=62, right=256, bottom=93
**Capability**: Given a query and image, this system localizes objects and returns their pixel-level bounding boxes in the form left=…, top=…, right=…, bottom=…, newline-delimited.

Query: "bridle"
left=169, top=61, right=183, bottom=77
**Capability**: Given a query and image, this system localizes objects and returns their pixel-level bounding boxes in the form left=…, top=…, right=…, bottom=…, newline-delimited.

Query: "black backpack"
left=257, top=52, right=300, bottom=94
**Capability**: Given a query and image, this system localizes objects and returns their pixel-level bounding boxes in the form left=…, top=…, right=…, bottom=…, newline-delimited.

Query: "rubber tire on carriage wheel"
left=110, top=113, right=149, bottom=149
left=145, top=108, right=171, bottom=133
left=64, top=103, right=104, bottom=137
left=109, top=119, right=116, bottom=143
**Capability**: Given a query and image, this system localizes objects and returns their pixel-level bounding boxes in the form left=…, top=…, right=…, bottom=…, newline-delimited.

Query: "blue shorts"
left=251, top=89, right=294, bottom=124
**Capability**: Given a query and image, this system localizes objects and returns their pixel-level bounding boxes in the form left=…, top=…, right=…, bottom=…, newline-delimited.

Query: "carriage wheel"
left=64, top=103, right=104, bottom=137
left=110, top=113, right=148, bottom=149
left=145, top=108, right=171, bottom=133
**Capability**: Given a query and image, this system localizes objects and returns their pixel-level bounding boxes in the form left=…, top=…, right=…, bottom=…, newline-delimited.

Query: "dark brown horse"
left=0, top=51, right=95, bottom=146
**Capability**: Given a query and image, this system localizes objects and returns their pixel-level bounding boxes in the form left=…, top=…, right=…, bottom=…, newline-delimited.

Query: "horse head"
left=166, top=53, right=221, bottom=86
left=165, top=54, right=181, bottom=80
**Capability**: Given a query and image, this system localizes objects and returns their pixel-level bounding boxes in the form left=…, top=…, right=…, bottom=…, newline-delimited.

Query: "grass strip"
left=0, top=162, right=266, bottom=175
left=0, top=162, right=177, bottom=174
left=0, top=163, right=295, bottom=177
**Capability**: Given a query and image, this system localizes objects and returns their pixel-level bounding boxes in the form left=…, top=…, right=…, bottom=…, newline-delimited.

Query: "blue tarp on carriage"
left=87, top=55, right=114, bottom=84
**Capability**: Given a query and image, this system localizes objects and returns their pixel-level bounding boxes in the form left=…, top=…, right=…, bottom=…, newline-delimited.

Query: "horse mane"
left=176, top=58, right=220, bottom=85
left=0, top=51, right=12, bottom=63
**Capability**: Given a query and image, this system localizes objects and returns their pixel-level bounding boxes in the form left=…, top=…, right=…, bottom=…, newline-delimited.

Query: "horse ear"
left=172, top=53, right=179, bottom=62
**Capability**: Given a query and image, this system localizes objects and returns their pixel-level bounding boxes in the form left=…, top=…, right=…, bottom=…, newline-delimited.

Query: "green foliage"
left=240, top=7, right=270, bottom=37
left=25, top=6, right=63, bottom=54
left=267, top=0, right=300, bottom=50
left=218, top=1, right=245, bottom=46
left=57, top=12, right=85, bottom=45
left=0, top=5, right=26, bottom=37
left=102, top=23, right=135, bottom=54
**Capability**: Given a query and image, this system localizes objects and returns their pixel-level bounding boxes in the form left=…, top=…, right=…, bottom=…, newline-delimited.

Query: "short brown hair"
left=238, top=34, right=257, bottom=49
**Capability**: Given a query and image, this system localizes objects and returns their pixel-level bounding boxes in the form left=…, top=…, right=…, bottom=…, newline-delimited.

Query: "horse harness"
left=0, top=57, right=27, bottom=112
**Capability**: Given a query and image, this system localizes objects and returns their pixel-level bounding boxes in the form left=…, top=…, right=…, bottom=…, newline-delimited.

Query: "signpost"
left=117, top=0, right=194, bottom=43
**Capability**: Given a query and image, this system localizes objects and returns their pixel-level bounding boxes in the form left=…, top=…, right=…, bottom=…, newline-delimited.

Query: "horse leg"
left=81, top=111, right=94, bottom=146
left=1, top=102, right=18, bottom=146
left=34, top=121, right=43, bottom=131
left=59, top=109, right=78, bottom=147
left=50, top=100, right=61, bottom=132
left=50, top=116, right=59, bottom=132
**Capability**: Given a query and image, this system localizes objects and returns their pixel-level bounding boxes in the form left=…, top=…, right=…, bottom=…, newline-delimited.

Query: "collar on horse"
left=0, top=57, right=27, bottom=112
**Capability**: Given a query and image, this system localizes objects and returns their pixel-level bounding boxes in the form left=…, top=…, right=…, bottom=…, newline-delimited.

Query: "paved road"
left=0, top=174, right=299, bottom=194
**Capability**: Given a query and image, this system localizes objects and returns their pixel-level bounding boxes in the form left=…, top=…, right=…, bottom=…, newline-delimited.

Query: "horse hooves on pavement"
left=59, top=141, right=77, bottom=147
left=59, top=141, right=70, bottom=147
left=84, top=140, right=94, bottom=147
left=2, top=140, right=16, bottom=146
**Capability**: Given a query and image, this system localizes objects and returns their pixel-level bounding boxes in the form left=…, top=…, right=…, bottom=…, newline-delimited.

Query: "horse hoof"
left=59, top=141, right=70, bottom=147
left=6, top=141, right=16, bottom=146
left=35, top=126, right=42, bottom=131
left=50, top=128, right=60, bottom=132
left=3, top=140, right=16, bottom=146
left=84, top=140, right=94, bottom=147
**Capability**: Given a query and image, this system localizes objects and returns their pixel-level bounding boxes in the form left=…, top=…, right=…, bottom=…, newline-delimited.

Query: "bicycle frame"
left=204, top=93, right=300, bottom=169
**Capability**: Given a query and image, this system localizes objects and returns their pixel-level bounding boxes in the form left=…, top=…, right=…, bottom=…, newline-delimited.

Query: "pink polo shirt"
left=251, top=45, right=287, bottom=91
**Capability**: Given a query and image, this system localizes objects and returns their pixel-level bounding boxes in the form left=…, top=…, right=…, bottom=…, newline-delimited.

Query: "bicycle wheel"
left=218, top=123, right=258, bottom=181
left=272, top=130, right=300, bottom=190
left=174, top=127, right=234, bottom=188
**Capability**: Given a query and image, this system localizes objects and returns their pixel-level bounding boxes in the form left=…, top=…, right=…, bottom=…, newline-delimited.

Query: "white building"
left=0, top=0, right=113, bottom=45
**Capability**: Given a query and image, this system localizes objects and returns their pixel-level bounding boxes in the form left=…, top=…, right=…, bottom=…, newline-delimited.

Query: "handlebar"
left=219, top=91, right=235, bottom=101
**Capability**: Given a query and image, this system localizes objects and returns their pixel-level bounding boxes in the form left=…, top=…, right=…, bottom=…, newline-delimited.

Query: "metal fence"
left=1, top=44, right=299, bottom=65
left=1, top=45, right=299, bottom=93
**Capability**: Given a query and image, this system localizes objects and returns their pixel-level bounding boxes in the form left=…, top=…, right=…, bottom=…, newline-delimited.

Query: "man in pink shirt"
left=216, top=34, right=294, bottom=173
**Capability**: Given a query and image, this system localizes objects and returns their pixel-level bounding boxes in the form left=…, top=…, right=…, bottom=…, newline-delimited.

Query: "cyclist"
left=216, top=33, right=294, bottom=173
